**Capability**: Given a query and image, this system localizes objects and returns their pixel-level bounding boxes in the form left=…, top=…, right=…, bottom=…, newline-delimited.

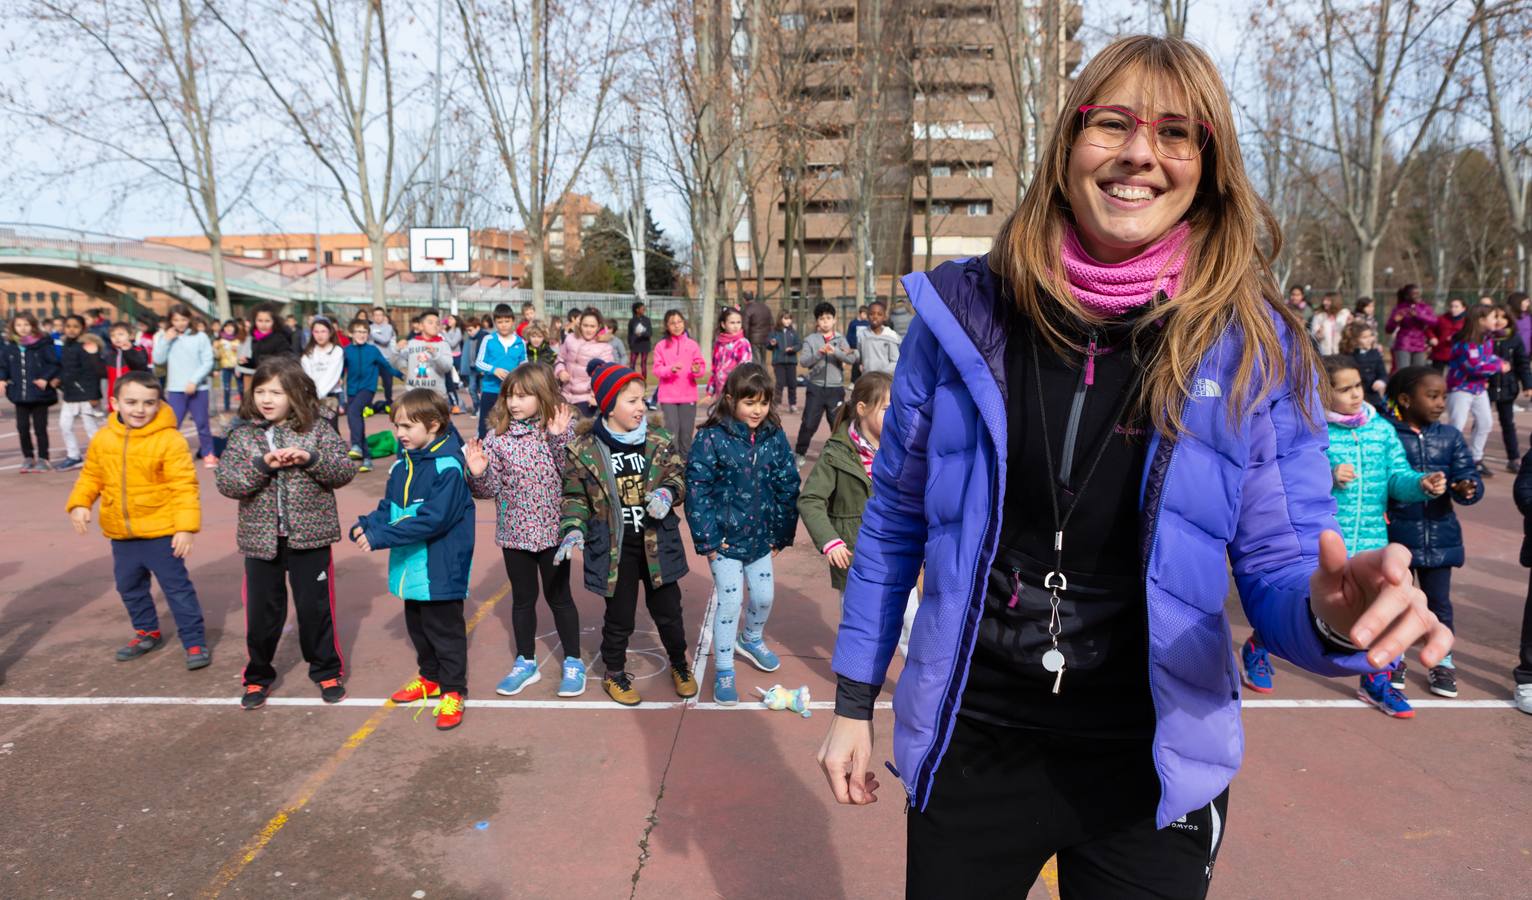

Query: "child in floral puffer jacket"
left=685, top=363, right=800, bottom=706
left=217, top=357, right=358, bottom=709
left=1241, top=356, right=1442, bottom=718
left=464, top=362, right=584, bottom=698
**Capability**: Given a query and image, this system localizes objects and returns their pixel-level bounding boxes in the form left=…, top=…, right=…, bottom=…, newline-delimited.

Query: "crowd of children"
left=18, top=290, right=1532, bottom=729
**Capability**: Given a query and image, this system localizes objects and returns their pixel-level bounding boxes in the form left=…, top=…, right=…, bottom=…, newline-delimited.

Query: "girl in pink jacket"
left=554, top=310, right=616, bottom=417
left=709, top=307, right=753, bottom=399
left=654, top=309, right=705, bottom=458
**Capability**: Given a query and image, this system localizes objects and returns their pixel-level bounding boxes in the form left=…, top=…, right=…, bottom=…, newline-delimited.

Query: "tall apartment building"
left=543, top=193, right=604, bottom=274
left=728, top=0, right=1082, bottom=305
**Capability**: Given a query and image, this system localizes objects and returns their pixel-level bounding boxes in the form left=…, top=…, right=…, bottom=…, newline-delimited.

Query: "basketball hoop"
left=428, top=258, right=445, bottom=270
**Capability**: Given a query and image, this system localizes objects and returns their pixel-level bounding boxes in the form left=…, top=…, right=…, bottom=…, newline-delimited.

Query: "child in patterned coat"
left=464, top=362, right=584, bottom=697
left=217, top=357, right=358, bottom=709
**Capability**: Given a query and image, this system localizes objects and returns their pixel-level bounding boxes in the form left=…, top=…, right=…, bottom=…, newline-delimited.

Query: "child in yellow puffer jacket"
left=65, top=371, right=210, bottom=669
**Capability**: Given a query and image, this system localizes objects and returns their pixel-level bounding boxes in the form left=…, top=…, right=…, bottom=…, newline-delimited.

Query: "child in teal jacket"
left=1242, top=356, right=1443, bottom=715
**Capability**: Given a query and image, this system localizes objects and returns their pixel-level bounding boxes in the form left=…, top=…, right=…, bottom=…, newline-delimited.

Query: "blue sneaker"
left=1357, top=672, right=1414, bottom=718
left=1240, top=636, right=1274, bottom=693
left=495, top=656, right=541, bottom=696
left=557, top=657, right=587, bottom=697
left=736, top=638, right=781, bottom=673
left=713, top=669, right=738, bottom=706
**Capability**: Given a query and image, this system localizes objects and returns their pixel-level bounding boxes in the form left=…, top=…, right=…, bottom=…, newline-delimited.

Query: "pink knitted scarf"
left=1060, top=220, right=1192, bottom=315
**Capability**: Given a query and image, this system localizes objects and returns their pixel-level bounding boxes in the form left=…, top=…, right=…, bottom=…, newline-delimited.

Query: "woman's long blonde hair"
left=990, top=35, right=1316, bottom=437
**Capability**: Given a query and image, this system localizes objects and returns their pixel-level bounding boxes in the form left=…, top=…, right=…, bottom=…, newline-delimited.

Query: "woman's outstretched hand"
left=1308, top=530, right=1453, bottom=671
left=817, top=715, right=879, bottom=806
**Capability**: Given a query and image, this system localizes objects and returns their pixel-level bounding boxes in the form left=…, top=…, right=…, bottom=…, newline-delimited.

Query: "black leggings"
left=13, top=401, right=51, bottom=460
left=503, top=546, right=580, bottom=660
left=907, top=715, right=1227, bottom=899
left=1516, top=569, right=1532, bottom=685
left=1496, top=400, right=1519, bottom=462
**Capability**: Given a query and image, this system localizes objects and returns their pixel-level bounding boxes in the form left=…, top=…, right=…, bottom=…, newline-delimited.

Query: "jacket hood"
left=107, top=400, right=178, bottom=437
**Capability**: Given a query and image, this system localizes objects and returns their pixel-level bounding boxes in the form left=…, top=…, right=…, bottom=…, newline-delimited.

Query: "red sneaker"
left=434, top=692, right=464, bottom=731
left=390, top=675, right=440, bottom=704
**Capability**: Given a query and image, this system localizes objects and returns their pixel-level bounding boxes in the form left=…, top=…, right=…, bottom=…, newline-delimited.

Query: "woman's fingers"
left=1366, top=602, right=1448, bottom=670
left=1346, top=577, right=1423, bottom=658
left=818, top=747, right=853, bottom=804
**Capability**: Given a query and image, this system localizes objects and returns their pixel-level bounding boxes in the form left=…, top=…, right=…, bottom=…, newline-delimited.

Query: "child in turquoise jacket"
left=1242, top=355, right=1442, bottom=717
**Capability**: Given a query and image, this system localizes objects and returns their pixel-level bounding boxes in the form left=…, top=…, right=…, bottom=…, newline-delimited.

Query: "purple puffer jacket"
left=834, top=256, right=1374, bottom=828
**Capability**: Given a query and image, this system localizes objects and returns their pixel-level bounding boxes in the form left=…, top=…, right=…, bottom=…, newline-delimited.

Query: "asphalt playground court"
left=0, top=403, right=1528, bottom=899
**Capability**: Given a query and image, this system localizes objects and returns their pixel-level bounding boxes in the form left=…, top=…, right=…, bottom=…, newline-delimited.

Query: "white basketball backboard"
left=408, top=226, right=471, bottom=273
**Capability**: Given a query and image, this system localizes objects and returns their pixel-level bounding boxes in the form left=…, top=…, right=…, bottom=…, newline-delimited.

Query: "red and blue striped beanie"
left=587, top=358, right=643, bottom=414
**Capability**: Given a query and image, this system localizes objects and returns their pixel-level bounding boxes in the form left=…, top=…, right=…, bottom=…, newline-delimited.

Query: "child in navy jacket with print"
left=685, top=362, right=800, bottom=706
left=352, top=389, right=476, bottom=730
left=1385, top=366, right=1483, bottom=700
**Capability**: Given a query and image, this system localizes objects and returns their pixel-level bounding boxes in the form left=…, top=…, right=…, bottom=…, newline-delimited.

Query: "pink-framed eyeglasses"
left=1077, top=104, right=1213, bottom=160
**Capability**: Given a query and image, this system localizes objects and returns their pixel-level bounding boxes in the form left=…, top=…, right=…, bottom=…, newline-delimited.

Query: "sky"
left=0, top=1, right=1249, bottom=247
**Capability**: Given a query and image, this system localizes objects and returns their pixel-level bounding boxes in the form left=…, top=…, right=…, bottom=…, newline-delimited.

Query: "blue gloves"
left=554, top=531, right=584, bottom=564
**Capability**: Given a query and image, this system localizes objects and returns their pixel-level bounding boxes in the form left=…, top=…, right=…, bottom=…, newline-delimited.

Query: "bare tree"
left=1272, top=0, right=1479, bottom=298
left=846, top=0, right=912, bottom=305
left=12, top=0, right=261, bottom=319
left=598, top=101, right=650, bottom=303
left=455, top=0, right=631, bottom=319
left=210, top=0, right=427, bottom=310
left=1475, top=0, right=1532, bottom=289
left=1160, top=0, right=1192, bottom=38
left=645, top=0, right=762, bottom=351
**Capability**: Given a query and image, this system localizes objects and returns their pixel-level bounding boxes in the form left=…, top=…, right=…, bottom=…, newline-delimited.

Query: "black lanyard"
left=1027, top=328, right=1144, bottom=692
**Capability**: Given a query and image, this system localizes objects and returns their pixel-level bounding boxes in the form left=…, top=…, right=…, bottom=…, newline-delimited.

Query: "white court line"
left=0, top=696, right=1516, bottom=710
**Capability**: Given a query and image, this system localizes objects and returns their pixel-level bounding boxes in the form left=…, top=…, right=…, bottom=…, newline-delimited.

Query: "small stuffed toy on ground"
left=755, top=684, right=811, bottom=718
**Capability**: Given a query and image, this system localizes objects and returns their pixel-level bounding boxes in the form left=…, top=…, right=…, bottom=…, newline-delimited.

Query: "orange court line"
left=198, top=582, right=511, bottom=898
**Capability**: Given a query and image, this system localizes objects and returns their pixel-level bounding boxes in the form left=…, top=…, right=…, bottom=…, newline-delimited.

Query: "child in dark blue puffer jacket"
left=685, top=362, right=800, bottom=706
left=1385, top=366, right=1482, bottom=702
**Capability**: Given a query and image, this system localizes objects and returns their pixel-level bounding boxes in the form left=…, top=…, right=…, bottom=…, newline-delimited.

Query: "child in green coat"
left=798, top=372, right=916, bottom=655
left=1241, top=355, right=1443, bottom=714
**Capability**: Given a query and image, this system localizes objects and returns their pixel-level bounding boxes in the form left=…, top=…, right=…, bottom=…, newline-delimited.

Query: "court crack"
left=628, top=703, right=690, bottom=899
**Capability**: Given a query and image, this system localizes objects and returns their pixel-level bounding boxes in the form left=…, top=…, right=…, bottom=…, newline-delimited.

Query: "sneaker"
left=1240, top=637, right=1274, bottom=693
left=713, top=669, right=738, bottom=706
left=56, top=457, right=83, bottom=471
left=202, top=455, right=218, bottom=469
left=319, top=677, right=346, bottom=703
left=736, top=638, right=781, bottom=673
left=361, top=405, right=375, bottom=419
left=185, top=645, right=212, bottom=670
left=390, top=675, right=441, bottom=704
left=357, top=460, right=372, bottom=473
left=495, top=656, right=542, bottom=696
left=115, top=629, right=163, bottom=661
left=1390, top=659, right=1408, bottom=691
left=557, top=657, right=587, bottom=697
left=18, top=458, right=35, bottom=474
left=1357, top=672, right=1415, bottom=718
left=671, top=661, right=698, bottom=698
left=794, top=453, right=808, bottom=469
left=1509, top=458, right=1521, bottom=474
left=241, top=684, right=269, bottom=710
left=451, top=405, right=462, bottom=414
left=434, top=692, right=465, bottom=730
left=1516, top=683, right=1532, bottom=715
left=1427, top=665, right=1458, bottom=698
left=32, top=459, right=52, bottom=472
left=604, top=672, right=641, bottom=706
left=348, top=445, right=365, bottom=460
left=1478, top=461, right=1494, bottom=478
left=789, top=406, right=798, bottom=414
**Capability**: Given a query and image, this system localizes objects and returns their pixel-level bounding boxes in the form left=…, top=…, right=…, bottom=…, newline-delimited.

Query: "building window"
left=780, top=12, right=804, bottom=29
left=929, top=201, right=953, bottom=216
left=579, top=214, right=596, bottom=229
left=549, top=231, right=565, bottom=247
left=967, top=201, right=992, bottom=216
left=929, top=164, right=952, bottom=178
left=340, top=248, right=365, bottom=263
left=913, top=122, right=994, bottom=141
left=550, top=215, right=564, bottom=231
left=967, top=163, right=995, bottom=178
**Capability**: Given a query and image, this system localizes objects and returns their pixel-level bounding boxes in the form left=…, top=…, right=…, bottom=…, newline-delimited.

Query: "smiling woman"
left=816, top=34, right=1456, bottom=899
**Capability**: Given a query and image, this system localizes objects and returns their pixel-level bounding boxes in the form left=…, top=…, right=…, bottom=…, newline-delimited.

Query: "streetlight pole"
left=430, top=0, right=444, bottom=311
